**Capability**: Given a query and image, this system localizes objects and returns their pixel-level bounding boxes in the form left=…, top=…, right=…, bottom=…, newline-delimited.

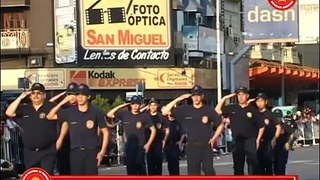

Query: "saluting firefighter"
left=47, top=83, right=109, bottom=175
left=143, top=98, right=170, bottom=175
left=48, top=82, right=79, bottom=175
left=273, top=109, right=297, bottom=175
left=107, top=95, right=156, bottom=175
left=5, top=83, right=57, bottom=174
left=162, top=85, right=224, bottom=175
left=163, top=113, right=183, bottom=175
left=215, top=86, right=265, bottom=175
left=254, top=93, right=281, bottom=175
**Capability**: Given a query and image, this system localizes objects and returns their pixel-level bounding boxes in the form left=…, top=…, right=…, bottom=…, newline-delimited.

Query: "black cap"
left=256, top=92, right=268, bottom=100
left=235, top=86, right=249, bottom=94
left=131, top=95, right=142, bottom=105
left=31, top=83, right=45, bottom=92
left=66, top=82, right=78, bottom=94
left=191, top=85, right=204, bottom=95
left=148, top=98, right=158, bottom=104
left=77, top=83, right=91, bottom=96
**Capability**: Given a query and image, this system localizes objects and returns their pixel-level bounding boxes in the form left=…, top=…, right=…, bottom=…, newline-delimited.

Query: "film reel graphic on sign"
left=85, top=0, right=134, bottom=25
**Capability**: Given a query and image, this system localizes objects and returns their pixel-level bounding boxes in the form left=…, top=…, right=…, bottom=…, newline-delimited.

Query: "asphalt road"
left=98, top=146, right=319, bottom=180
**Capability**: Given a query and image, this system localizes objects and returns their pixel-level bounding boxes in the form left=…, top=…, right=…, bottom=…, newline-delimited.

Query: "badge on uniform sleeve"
left=156, top=123, right=162, bottom=129
left=247, top=112, right=252, bottom=118
left=264, top=119, right=270, bottom=125
left=86, top=120, right=94, bottom=129
left=136, top=121, right=142, bottom=129
left=202, top=116, right=209, bottom=124
left=39, top=112, right=46, bottom=119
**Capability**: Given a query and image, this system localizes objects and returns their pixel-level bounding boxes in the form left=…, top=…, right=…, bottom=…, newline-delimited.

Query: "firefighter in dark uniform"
left=47, top=83, right=109, bottom=175
left=49, top=82, right=78, bottom=175
left=215, top=86, right=265, bottom=175
left=273, top=109, right=297, bottom=175
left=162, top=85, right=224, bottom=175
left=145, top=98, right=169, bottom=175
left=107, top=95, right=156, bottom=175
left=163, top=115, right=182, bottom=175
left=254, top=93, right=281, bottom=175
left=5, top=83, right=57, bottom=174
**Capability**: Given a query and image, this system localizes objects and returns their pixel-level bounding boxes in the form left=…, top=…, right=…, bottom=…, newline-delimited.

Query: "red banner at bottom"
left=51, top=176, right=298, bottom=180
left=20, top=168, right=299, bottom=180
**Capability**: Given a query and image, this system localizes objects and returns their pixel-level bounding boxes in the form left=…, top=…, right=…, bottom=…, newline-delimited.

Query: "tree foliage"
left=91, top=94, right=125, bottom=114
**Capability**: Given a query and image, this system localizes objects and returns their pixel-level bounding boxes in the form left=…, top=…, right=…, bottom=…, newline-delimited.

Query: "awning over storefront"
left=249, top=60, right=319, bottom=89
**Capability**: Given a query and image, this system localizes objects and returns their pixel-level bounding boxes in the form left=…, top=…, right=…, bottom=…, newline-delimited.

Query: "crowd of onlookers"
left=292, top=108, right=319, bottom=146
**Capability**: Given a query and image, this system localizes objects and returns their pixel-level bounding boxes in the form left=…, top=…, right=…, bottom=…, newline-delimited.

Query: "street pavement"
left=98, top=146, right=319, bottom=180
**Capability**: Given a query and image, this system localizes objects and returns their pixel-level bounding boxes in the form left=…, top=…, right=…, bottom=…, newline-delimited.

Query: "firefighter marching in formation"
left=5, top=83, right=297, bottom=175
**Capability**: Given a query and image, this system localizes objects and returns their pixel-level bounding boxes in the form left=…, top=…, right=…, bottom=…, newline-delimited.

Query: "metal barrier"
left=1, top=123, right=22, bottom=163
left=295, top=120, right=319, bottom=146
left=1, top=125, right=12, bottom=161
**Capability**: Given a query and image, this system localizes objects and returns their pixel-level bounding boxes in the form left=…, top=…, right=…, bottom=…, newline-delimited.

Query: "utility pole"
left=281, top=44, right=285, bottom=106
left=216, top=0, right=222, bottom=101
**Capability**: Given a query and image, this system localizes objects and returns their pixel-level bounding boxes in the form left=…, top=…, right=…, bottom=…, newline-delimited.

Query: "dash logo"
left=268, top=0, right=297, bottom=10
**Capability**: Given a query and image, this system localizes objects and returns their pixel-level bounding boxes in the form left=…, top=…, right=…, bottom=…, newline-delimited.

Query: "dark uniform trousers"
left=185, top=142, right=215, bottom=175
left=70, top=147, right=98, bottom=175
left=164, top=142, right=180, bottom=175
left=125, top=144, right=147, bottom=175
left=232, top=137, right=260, bottom=175
left=257, top=140, right=273, bottom=175
left=273, top=144, right=289, bottom=175
left=24, top=144, right=56, bottom=175
left=57, top=137, right=71, bottom=175
left=147, top=143, right=163, bottom=175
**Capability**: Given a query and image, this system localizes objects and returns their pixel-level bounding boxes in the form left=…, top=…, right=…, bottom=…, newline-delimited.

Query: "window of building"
left=183, top=12, right=197, bottom=25
left=283, top=49, right=288, bottom=56
left=1, top=11, right=27, bottom=29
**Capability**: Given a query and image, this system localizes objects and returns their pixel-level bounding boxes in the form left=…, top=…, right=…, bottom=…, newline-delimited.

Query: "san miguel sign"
left=78, top=0, right=173, bottom=67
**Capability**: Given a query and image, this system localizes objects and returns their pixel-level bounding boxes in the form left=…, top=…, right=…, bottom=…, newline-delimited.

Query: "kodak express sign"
left=67, top=68, right=195, bottom=90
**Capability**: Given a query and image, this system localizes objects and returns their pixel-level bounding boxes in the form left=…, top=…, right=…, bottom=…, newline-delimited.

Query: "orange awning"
left=249, top=60, right=319, bottom=89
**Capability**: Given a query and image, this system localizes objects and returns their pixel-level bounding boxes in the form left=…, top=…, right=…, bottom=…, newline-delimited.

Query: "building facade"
left=2, top=0, right=243, bottom=105
left=247, top=0, right=319, bottom=110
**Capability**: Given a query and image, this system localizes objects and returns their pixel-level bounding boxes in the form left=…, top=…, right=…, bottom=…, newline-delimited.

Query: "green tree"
left=91, top=94, right=111, bottom=114
left=112, top=95, right=125, bottom=108
left=92, top=94, right=126, bottom=114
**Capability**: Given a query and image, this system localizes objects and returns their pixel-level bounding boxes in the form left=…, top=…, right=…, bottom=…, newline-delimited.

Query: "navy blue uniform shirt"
left=145, top=112, right=168, bottom=146
left=167, top=120, right=182, bottom=144
left=222, top=104, right=265, bottom=139
left=15, top=101, right=57, bottom=150
left=172, top=105, right=221, bottom=143
left=260, top=110, right=279, bottom=141
left=115, top=111, right=153, bottom=146
left=58, top=104, right=107, bottom=149
left=277, top=116, right=297, bottom=146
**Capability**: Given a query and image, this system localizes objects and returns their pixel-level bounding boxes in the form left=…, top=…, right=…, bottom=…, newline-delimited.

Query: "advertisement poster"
left=54, top=0, right=77, bottom=64
left=298, top=0, right=319, bottom=43
left=67, top=68, right=195, bottom=89
left=25, top=69, right=66, bottom=90
left=243, top=0, right=299, bottom=43
left=78, top=0, right=173, bottom=67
